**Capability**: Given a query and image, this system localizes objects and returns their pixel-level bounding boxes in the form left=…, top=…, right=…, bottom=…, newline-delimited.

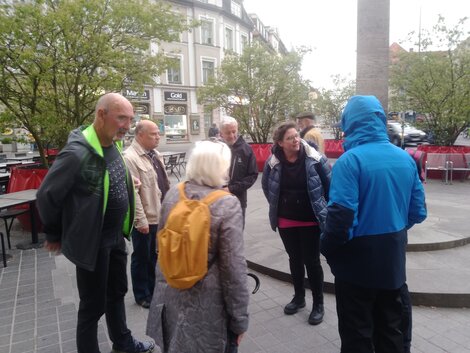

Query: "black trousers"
left=400, top=283, right=412, bottom=353
left=278, top=226, right=324, bottom=304
left=76, top=237, right=132, bottom=353
left=131, top=225, right=157, bottom=303
left=335, top=279, right=404, bottom=353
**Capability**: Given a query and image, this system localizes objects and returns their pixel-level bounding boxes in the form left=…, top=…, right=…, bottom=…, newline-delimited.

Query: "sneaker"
left=308, top=304, right=324, bottom=325
left=283, top=297, right=306, bottom=315
left=112, top=338, right=155, bottom=353
left=136, top=299, right=151, bottom=309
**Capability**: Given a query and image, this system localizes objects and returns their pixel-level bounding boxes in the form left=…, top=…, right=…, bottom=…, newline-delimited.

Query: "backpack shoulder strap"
left=177, top=182, right=188, bottom=200
left=201, top=189, right=230, bottom=206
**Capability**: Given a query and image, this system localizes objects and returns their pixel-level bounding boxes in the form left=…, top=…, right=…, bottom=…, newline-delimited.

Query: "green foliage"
left=1, top=137, right=13, bottom=144
left=197, top=42, right=311, bottom=143
left=313, top=75, right=355, bottom=139
left=0, top=0, right=190, bottom=165
left=390, top=16, right=470, bottom=146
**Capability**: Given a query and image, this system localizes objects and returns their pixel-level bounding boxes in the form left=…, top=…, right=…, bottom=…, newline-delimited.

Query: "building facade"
left=127, top=0, right=286, bottom=145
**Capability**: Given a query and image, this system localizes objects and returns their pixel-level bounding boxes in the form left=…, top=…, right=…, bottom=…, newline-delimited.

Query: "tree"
left=0, top=0, right=190, bottom=165
left=390, top=16, right=470, bottom=146
left=197, top=42, right=310, bottom=143
left=313, top=75, right=355, bottom=140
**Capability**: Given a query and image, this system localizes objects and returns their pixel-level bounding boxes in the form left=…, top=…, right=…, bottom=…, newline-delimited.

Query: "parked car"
left=387, top=121, right=428, bottom=147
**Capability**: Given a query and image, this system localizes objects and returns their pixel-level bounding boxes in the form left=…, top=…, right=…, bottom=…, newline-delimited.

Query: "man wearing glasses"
left=37, top=93, right=155, bottom=353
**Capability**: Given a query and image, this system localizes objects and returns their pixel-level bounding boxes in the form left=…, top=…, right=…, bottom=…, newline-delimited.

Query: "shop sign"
left=164, top=104, right=187, bottom=115
left=134, top=103, right=149, bottom=114
left=164, top=91, right=187, bottom=101
left=123, top=89, right=150, bottom=100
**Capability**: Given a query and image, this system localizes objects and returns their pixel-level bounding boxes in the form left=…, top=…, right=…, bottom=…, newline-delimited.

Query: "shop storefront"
left=163, top=91, right=189, bottom=143
left=123, top=88, right=151, bottom=122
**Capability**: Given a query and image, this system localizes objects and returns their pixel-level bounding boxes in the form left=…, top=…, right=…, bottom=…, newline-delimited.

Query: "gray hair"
left=220, top=116, right=238, bottom=129
left=186, top=140, right=231, bottom=187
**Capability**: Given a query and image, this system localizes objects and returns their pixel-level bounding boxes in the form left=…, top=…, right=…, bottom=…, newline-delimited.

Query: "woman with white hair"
left=146, top=140, right=249, bottom=353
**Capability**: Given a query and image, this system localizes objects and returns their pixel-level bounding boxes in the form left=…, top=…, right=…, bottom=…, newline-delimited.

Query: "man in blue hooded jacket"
left=321, top=96, right=426, bottom=353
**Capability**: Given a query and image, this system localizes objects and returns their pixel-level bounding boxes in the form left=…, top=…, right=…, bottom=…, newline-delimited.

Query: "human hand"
left=132, top=176, right=142, bottom=190
left=44, top=240, right=61, bottom=254
left=136, top=225, right=149, bottom=234
left=236, top=333, right=244, bottom=345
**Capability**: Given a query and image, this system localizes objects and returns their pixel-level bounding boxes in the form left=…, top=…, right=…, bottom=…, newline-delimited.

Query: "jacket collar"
left=268, top=139, right=321, bottom=168
left=130, top=138, right=162, bottom=158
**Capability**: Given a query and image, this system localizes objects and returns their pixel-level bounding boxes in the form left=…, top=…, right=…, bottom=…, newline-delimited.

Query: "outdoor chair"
left=447, top=153, right=470, bottom=183
left=1, top=232, right=7, bottom=267
left=164, top=154, right=180, bottom=181
left=176, top=152, right=186, bottom=175
left=0, top=174, right=9, bottom=194
left=424, top=153, right=450, bottom=184
left=0, top=208, right=29, bottom=249
left=0, top=208, right=29, bottom=267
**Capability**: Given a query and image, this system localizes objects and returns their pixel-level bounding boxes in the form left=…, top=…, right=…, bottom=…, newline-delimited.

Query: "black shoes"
left=136, top=299, right=151, bottom=309
left=308, top=304, right=324, bottom=325
left=284, top=297, right=306, bottom=315
left=112, top=338, right=155, bottom=353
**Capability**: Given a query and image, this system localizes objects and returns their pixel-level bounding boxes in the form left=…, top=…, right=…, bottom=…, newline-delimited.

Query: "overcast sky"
left=243, top=0, right=470, bottom=89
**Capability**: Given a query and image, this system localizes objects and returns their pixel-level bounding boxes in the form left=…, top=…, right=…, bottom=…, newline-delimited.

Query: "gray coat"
left=146, top=182, right=249, bottom=353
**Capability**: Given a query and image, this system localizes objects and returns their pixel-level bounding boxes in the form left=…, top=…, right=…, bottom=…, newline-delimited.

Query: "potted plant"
left=1, top=137, right=17, bottom=152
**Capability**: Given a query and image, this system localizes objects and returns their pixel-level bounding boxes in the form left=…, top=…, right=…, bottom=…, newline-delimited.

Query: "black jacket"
left=37, top=126, right=135, bottom=271
left=228, top=136, right=258, bottom=208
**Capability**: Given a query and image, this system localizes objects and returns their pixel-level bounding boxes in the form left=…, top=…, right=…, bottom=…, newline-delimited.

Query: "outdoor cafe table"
left=0, top=189, right=38, bottom=244
left=5, top=156, right=35, bottom=162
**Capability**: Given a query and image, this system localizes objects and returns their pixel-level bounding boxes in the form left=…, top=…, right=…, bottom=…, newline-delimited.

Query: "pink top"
left=278, top=217, right=318, bottom=229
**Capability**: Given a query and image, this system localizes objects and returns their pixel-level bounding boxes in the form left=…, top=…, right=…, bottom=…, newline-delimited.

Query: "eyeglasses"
left=284, top=133, right=300, bottom=142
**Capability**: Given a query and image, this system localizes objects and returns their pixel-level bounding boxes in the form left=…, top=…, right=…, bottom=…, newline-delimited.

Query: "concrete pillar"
left=356, top=0, right=390, bottom=112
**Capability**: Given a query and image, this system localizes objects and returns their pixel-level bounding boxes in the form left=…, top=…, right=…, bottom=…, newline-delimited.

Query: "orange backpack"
left=157, top=182, right=229, bottom=289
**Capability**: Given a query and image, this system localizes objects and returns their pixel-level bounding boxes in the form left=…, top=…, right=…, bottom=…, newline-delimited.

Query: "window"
left=202, top=60, right=215, bottom=84
left=201, top=18, right=214, bottom=45
left=225, top=27, right=234, bottom=51
left=231, top=1, right=241, bottom=17
left=167, top=57, right=181, bottom=84
left=240, top=34, right=248, bottom=53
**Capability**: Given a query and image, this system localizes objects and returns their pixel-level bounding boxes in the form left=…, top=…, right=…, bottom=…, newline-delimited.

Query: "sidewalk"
left=1, top=159, right=470, bottom=352
left=1, top=247, right=470, bottom=353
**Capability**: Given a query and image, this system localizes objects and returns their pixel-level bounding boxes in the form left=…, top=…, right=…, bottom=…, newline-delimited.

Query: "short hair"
left=134, top=119, right=155, bottom=135
left=186, top=140, right=232, bottom=187
left=273, top=121, right=297, bottom=143
left=220, top=116, right=238, bottom=129
left=296, top=111, right=315, bottom=120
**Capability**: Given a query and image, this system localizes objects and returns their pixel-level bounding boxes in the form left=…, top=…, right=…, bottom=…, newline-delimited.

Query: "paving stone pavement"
left=2, top=245, right=470, bottom=353
left=2, top=138, right=470, bottom=352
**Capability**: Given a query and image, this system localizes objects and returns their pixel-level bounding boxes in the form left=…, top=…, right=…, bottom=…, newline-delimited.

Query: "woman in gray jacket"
left=146, top=140, right=249, bottom=353
left=262, top=121, right=331, bottom=325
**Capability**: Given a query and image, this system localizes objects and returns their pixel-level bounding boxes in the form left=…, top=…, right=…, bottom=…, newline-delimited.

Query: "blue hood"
left=341, top=95, right=389, bottom=151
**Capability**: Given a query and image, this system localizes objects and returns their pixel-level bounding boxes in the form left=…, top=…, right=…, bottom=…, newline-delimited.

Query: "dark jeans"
left=76, top=237, right=132, bottom=353
left=278, top=226, right=324, bottom=304
left=401, top=283, right=412, bottom=353
left=130, top=225, right=157, bottom=302
left=335, top=279, right=404, bottom=353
